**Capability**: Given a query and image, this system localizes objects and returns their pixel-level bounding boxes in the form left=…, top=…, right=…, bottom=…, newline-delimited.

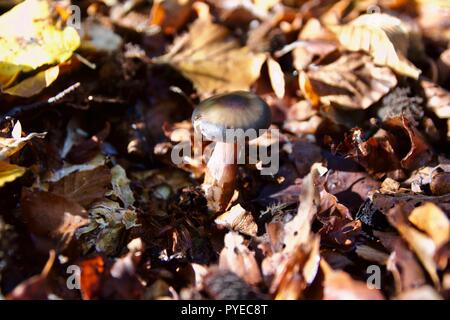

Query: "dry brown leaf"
left=265, top=165, right=322, bottom=299
left=387, top=203, right=440, bottom=287
left=321, top=260, right=384, bottom=300
left=408, top=202, right=449, bottom=248
left=375, top=231, right=427, bottom=293
left=303, top=53, right=397, bottom=109
left=329, top=13, right=421, bottom=79
left=49, top=166, right=111, bottom=207
left=156, top=5, right=266, bottom=96
left=394, top=285, right=443, bottom=300
left=219, top=231, right=262, bottom=285
left=150, top=0, right=193, bottom=35
left=420, top=79, right=450, bottom=119
left=215, top=203, right=258, bottom=237
left=21, top=189, right=88, bottom=243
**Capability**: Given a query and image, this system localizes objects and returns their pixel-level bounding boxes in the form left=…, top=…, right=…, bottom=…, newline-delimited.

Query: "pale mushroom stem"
left=202, top=141, right=237, bottom=212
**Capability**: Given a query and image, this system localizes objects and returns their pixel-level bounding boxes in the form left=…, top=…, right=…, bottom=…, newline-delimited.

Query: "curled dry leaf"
left=0, top=121, right=46, bottom=160
left=156, top=4, right=266, bottom=96
left=215, top=203, right=258, bottom=237
left=375, top=231, right=427, bottom=293
left=20, top=189, right=89, bottom=244
left=387, top=204, right=440, bottom=287
left=302, top=53, right=397, bottom=110
left=265, top=165, right=322, bottom=299
left=384, top=116, right=433, bottom=170
left=219, top=232, right=262, bottom=286
left=329, top=13, right=421, bottom=79
left=49, top=166, right=111, bottom=207
left=108, top=165, right=135, bottom=208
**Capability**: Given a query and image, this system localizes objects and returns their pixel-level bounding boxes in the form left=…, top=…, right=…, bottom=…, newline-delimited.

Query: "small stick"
left=0, top=82, right=81, bottom=124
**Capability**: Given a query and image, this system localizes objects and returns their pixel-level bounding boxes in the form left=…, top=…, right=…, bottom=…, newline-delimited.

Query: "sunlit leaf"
left=329, top=13, right=421, bottom=79
left=0, top=160, right=26, bottom=187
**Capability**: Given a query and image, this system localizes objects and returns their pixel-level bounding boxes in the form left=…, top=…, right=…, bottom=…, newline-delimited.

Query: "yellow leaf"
left=329, top=13, right=421, bottom=79
left=156, top=5, right=266, bottom=96
left=3, top=65, right=59, bottom=98
left=0, top=0, right=80, bottom=94
left=0, top=160, right=26, bottom=187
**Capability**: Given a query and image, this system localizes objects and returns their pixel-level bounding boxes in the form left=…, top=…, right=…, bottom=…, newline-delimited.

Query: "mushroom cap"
left=192, top=91, right=271, bottom=142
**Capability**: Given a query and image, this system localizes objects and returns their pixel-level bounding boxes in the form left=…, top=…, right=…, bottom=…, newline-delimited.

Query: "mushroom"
left=192, top=91, right=271, bottom=212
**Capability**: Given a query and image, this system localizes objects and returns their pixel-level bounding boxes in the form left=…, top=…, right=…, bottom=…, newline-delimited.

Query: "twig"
left=0, top=82, right=81, bottom=124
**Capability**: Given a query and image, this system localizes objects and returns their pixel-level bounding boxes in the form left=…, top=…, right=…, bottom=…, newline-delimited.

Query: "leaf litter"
left=0, top=0, right=449, bottom=300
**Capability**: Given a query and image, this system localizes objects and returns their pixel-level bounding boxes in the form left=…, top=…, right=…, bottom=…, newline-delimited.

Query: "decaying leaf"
left=329, top=13, right=421, bottom=79
left=215, top=204, right=258, bottom=237
left=156, top=4, right=266, bottom=96
left=303, top=53, right=397, bottom=109
left=76, top=200, right=138, bottom=255
left=107, top=165, right=135, bottom=208
left=49, top=166, right=111, bottom=207
left=219, top=232, right=262, bottom=285
left=21, top=189, right=89, bottom=244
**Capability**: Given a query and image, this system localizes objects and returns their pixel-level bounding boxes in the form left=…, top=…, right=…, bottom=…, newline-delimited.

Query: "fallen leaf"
left=375, top=231, right=427, bottom=293
left=150, top=0, right=193, bottom=35
left=215, top=204, right=258, bottom=237
left=321, top=260, right=384, bottom=300
left=156, top=4, right=266, bottom=96
left=3, top=65, right=60, bottom=98
left=267, top=56, right=285, bottom=99
left=79, top=256, right=105, bottom=300
left=0, top=0, right=80, bottom=96
left=0, top=121, right=46, bottom=160
left=303, top=53, right=397, bottom=109
left=219, top=232, right=262, bottom=285
left=421, top=79, right=450, bottom=119
left=329, top=13, right=421, bottom=79
left=387, top=203, right=440, bottom=287
left=394, top=285, right=443, bottom=300
left=21, top=189, right=88, bottom=245
left=49, top=166, right=111, bottom=207
left=0, top=160, right=26, bottom=188
left=408, top=202, right=449, bottom=248
left=107, top=165, right=135, bottom=208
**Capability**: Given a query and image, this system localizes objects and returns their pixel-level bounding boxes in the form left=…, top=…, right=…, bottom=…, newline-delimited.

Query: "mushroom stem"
left=203, top=141, right=237, bottom=212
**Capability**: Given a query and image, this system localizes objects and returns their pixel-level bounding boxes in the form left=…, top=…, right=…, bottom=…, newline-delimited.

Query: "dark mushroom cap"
left=192, top=91, right=271, bottom=142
